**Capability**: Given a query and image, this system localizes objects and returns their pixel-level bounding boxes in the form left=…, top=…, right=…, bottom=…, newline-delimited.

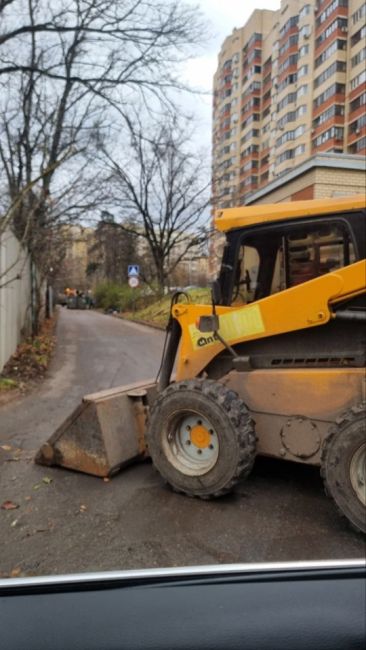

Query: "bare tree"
left=102, top=116, right=210, bottom=291
left=0, top=0, right=206, bottom=330
left=0, top=1, right=204, bottom=104
left=87, top=210, right=137, bottom=284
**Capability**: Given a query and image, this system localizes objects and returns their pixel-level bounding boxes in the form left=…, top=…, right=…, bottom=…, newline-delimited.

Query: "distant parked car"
left=67, top=295, right=88, bottom=310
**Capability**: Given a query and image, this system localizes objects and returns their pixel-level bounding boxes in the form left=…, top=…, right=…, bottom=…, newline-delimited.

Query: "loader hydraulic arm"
left=172, top=260, right=366, bottom=382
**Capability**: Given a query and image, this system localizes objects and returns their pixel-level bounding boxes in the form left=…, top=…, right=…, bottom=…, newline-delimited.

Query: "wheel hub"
left=190, top=424, right=211, bottom=449
left=350, top=443, right=366, bottom=507
left=163, top=412, right=219, bottom=476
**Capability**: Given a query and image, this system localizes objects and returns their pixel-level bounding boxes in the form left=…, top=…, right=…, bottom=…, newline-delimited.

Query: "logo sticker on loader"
left=189, top=304, right=265, bottom=350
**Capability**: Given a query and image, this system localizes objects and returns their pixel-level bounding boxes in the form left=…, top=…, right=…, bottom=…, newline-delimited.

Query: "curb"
left=113, top=314, right=166, bottom=331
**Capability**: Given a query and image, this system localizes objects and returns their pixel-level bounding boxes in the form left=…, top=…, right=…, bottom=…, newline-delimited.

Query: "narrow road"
left=0, top=309, right=163, bottom=451
left=0, top=309, right=364, bottom=578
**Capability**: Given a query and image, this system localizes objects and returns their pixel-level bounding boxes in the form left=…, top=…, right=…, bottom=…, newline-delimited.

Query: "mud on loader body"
left=37, top=196, right=366, bottom=533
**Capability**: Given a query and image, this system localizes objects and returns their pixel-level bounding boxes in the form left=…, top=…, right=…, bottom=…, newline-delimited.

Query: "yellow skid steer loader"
left=36, top=195, right=366, bottom=533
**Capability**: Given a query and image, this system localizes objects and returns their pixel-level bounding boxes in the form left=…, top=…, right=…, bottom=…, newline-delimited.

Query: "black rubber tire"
left=321, top=403, right=366, bottom=534
left=147, top=379, right=256, bottom=498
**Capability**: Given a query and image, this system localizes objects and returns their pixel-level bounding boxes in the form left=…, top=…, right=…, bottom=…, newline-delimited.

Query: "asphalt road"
left=0, top=309, right=364, bottom=578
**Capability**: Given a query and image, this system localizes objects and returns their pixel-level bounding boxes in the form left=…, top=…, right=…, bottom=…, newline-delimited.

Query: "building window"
left=299, top=4, right=311, bottom=19
left=247, top=32, right=262, bottom=48
left=277, top=92, right=297, bottom=111
left=299, top=24, right=311, bottom=39
left=349, top=113, right=366, bottom=134
left=315, top=18, right=348, bottom=48
left=294, top=124, right=306, bottom=138
left=294, top=144, right=306, bottom=155
left=298, top=64, right=309, bottom=78
left=278, top=110, right=296, bottom=129
left=351, top=48, right=366, bottom=68
left=297, top=83, right=308, bottom=97
left=279, top=33, right=298, bottom=56
left=299, top=44, right=310, bottom=56
left=351, top=25, right=366, bottom=47
left=279, top=15, right=299, bottom=38
left=349, top=136, right=366, bottom=153
left=276, top=126, right=306, bottom=147
left=240, top=129, right=260, bottom=144
left=350, top=92, right=366, bottom=113
left=314, top=60, right=346, bottom=89
left=313, top=83, right=345, bottom=108
left=241, top=144, right=259, bottom=157
left=279, top=53, right=298, bottom=74
left=316, top=0, right=348, bottom=28
left=278, top=73, right=297, bottom=92
left=296, top=104, right=307, bottom=117
left=312, top=104, right=345, bottom=128
left=277, top=149, right=295, bottom=163
left=313, top=126, right=344, bottom=147
left=352, top=2, right=366, bottom=24
left=350, top=69, right=366, bottom=90
left=314, top=39, right=346, bottom=68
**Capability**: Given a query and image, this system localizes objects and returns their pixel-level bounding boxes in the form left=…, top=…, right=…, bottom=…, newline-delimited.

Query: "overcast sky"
left=181, top=0, right=280, bottom=150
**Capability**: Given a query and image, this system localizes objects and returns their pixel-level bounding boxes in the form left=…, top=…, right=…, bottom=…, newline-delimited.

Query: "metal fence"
left=0, top=228, right=33, bottom=373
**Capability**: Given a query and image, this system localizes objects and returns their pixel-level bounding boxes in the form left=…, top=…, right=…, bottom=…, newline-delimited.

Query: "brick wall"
left=314, top=168, right=366, bottom=198
left=249, top=167, right=365, bottom=203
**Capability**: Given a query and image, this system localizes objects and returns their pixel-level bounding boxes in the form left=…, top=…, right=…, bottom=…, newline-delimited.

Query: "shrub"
left=94, top=282, right=149, bottom=311
left=94, top=282, right=122, bottom=310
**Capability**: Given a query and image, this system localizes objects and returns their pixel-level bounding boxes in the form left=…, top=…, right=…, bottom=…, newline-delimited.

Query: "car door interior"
left=0, top=561, right=365, bottom=650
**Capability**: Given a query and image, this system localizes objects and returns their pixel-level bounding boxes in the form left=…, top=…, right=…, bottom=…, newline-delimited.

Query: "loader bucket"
left=35, top=380, right=158, bottom=477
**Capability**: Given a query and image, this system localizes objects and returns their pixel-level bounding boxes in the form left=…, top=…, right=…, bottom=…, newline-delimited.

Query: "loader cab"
left=218, top=208, right=365, bottom=307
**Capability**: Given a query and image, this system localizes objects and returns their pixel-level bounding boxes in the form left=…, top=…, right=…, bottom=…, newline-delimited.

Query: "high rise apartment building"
left=212, top=0, right=366, bottom=208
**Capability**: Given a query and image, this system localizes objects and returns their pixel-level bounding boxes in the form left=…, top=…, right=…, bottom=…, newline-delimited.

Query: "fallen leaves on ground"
left=33, top=476, right=53, bottom=490
left=1, top=500, right=19, bottom=510
left=0, top=378, right=18, bottom=391
left=0, top=444, right=12, bottom=451
left=10, top=567, right=22, bottom=577
left=0, top=313, right=57, bottom=388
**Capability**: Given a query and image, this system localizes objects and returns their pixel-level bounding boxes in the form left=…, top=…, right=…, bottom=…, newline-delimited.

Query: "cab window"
left=232, top=221, right=356, bottom=305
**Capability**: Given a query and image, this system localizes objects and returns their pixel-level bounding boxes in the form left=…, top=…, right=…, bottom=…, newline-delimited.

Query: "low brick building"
left=245, top=152, right=366, bottom=204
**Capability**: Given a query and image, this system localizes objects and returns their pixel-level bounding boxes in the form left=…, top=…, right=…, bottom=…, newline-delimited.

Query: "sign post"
left=128, top=276, right=139, bottom=288
left=128, top=265, right=140, bottom=313
left=128, top=265, right=140, bottom=278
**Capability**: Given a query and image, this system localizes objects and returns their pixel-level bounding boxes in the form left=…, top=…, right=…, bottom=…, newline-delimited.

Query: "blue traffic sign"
left=128, top=265, right=140, bottom=277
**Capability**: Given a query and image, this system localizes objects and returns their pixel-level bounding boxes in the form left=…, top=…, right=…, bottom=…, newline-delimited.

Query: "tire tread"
left=148, top=378, right=256, bottom=499
left=321, top=402, right=366, bottom=534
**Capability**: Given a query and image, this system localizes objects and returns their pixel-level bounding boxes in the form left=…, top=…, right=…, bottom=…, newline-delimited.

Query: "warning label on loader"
left=189, top=304, right=265, bottom=350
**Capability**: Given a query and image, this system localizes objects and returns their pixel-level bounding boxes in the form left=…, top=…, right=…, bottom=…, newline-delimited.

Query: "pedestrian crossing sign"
left=128, top=265, right=140, bottom=277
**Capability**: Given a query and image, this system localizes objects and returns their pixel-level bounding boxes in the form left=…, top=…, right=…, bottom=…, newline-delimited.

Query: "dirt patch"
left=0, top=311, right=58, bottom=406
